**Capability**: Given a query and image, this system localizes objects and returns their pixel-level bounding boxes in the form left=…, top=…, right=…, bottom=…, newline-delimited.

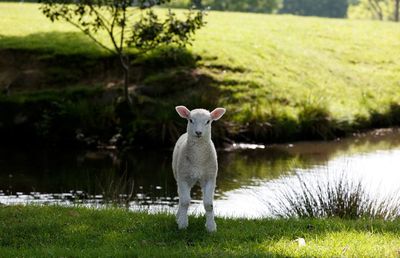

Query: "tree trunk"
left=395, top=0, right=400, bottom=22
left=120, top=55, right=131, bottom=104
left=368, top=0, right=383, bottom=20
left=192, top=0, right=202, bottom=8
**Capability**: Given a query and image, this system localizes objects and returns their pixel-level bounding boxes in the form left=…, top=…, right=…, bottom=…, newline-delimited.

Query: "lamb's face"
left=187, top=109, right=212, bottom=139
left=175, top=106, right=226, bottom=140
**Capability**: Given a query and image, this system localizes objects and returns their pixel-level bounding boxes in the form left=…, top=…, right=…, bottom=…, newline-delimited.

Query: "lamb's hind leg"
left=176, top=181, right=191, bottom=229
left=202, top=179, right=217, bottom=232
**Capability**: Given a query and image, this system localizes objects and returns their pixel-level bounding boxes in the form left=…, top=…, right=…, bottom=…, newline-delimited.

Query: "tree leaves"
left=39, top=0, right=205, bottom=54
left=128, top=9, right=205, bottom=51
left=39, top=0, right=205, bottom=102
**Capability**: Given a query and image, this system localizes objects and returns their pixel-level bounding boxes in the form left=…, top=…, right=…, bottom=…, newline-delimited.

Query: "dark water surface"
left=1, top=128, right=400, bottom=218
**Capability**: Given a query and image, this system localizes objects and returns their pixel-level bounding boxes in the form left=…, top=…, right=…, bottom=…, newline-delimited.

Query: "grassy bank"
left=1, top=3, right=400, bottom=146
left=0, top=205, right=399, bottom=257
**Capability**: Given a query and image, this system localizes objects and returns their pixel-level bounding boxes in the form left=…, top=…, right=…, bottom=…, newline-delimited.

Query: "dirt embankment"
left=0, top=49, right=123, bottom=94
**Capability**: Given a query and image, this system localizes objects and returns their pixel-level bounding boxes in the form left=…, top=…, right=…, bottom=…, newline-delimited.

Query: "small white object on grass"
left=294, top=238, right=306, bottom=247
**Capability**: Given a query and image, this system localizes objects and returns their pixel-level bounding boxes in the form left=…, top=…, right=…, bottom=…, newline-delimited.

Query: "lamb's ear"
left=175, top=106, right=191, bottom=119
left=210, top=108, right=226, bottom=121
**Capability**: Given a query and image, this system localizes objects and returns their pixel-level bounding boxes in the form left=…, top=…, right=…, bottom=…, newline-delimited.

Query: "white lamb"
left=172, top=105, right=226, bottom=232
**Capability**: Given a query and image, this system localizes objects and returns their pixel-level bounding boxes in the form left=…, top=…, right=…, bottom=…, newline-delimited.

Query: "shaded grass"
left=1, top=205, right=400, bottom=257
left=1, top=3, right=400, bottom=144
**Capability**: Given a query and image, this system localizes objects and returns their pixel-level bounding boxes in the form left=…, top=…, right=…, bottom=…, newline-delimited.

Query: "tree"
left=368, top=0, right=385, bottom=20
left=192, top=0, right=203, bottom=8
left=348, top=0, right=400, bottom=21
left=207, top=0, right=281, bottom=13
left=40, top=0, right=205, bottom=103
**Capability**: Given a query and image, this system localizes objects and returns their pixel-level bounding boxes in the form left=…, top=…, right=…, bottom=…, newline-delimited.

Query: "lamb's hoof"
left=177, top=218, right=188, bottom=230
left=178, top=223, right=188, bottom=230
left=205, top=220, right=217, bottom=232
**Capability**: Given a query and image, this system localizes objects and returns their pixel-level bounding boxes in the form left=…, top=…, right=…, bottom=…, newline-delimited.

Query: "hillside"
left=1, top=3, right=400, bottom=146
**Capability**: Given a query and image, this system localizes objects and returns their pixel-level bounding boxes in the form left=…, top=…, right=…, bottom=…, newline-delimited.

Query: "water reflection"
left=1, top=128, right=400, bottom=218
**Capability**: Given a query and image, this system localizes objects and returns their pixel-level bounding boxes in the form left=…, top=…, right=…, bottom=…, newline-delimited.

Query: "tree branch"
left=107, top=6, right=124, bottom=57
left=395, top=0, right=400, bottom=21
left=87, top=3, right=111, bottom=27
left=65, top=16, right=116, bottom=54
left=119, top=3, right=127, bottom=51
left=85, top=4, right=124, bottom=55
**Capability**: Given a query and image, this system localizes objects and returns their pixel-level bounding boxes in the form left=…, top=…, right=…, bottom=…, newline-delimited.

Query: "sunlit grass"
left=1, top=205, right=400, bottom=257
left=263, top=231, right=400, bottom=257
left=191, top=13, right=400, bottom=127
left=0, top=3, right=111, bottom=56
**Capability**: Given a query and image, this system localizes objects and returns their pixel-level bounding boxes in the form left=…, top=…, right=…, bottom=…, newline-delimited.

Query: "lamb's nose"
left=195, top=131, right=202, bottom=137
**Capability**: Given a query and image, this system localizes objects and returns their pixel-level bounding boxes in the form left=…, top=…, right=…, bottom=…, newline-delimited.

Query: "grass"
left=266, top=172, right=400, bottom=220
left=1, top=3, right=400, bottom=144
left=0, top=3, right=107, bottom=56
left=1, top=205, right=400, bottom=257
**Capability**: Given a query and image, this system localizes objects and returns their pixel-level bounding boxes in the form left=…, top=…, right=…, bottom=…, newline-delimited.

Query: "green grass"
left=192, top=12, right=400, bottom=136
left=1, top=3, right=400, bottom=143
left=0, top=3, right=108, bottom=56
left=1, top=205, right=400, bottom=257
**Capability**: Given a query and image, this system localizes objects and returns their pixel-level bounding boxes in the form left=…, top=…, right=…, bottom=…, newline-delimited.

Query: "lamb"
left=172, top=105, right=226, bottom=232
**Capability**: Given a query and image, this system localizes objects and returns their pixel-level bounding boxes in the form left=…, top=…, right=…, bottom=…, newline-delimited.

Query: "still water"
left=1, top=128, right=400, bottom=218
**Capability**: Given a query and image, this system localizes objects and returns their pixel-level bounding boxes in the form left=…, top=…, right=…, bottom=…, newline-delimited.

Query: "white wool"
left=172, top=106, right=225, bottom=232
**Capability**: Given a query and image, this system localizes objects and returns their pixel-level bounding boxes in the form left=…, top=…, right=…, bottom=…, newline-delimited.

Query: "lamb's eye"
left=206, top=120, right=210, bottom=125
left=189, top=119, right=193, bottom=123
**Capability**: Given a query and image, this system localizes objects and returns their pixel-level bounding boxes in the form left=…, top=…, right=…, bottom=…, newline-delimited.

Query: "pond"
left=1, top=128, right=400, bottom=218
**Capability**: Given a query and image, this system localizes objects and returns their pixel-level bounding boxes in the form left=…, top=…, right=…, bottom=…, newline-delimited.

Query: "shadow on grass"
left=0, top=32, right=123, bottom=93
left=366, top=103, right=400, bottom=129
left=0, top=31, right=107, bottom=56
left=0, top=31, right=203, bottom=90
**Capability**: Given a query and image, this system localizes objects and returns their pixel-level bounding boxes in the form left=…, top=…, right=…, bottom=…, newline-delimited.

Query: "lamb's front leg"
left=176, top=181, right=191, bottom=230
left=202, top=179, right=217, bottom=232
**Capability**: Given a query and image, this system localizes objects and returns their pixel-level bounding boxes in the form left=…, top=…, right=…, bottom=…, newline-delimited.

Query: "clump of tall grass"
left=267, top=173, right=400, bottom=220
left=95, top=166, right=135, bottom=209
